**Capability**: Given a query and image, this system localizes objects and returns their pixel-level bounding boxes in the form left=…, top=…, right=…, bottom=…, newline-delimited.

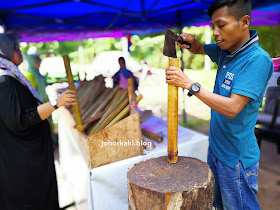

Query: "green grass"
left=178, top=116, right=209, bottom=128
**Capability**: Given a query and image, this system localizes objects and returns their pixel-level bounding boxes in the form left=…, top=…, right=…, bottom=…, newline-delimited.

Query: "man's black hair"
left=118, top=57, right=125, bottom=63
left=208, top=0, right=252, bottom=20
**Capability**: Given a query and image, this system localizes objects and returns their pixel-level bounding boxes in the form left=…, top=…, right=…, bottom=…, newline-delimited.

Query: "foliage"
left=20, top=26, right=279, bottom=72
left=21, top=38, right=123, bottom=64
left=251, top=26, right=280, bottom=58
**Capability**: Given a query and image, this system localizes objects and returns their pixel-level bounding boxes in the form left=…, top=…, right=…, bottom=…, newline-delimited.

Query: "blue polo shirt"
left=204, top=30, right=273, bottom=169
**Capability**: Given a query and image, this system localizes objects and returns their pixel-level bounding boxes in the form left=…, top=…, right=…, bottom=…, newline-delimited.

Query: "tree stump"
left=127, top=156, right=214, bottom=210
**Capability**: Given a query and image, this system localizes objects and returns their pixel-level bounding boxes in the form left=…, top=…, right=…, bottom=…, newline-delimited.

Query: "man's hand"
left=165, top=66, right=194, bottom=90
left=177, top=33, right=206, bottom=55
left=177, top=33, right=195, bottom=49
left=57, top=90, right=77, bottom=107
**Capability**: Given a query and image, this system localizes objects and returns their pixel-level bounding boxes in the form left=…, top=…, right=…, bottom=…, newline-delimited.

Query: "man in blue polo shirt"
left=166, top=0, right=273, bottom=209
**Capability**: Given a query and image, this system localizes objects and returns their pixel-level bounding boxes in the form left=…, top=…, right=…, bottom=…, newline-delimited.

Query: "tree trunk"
left=127, top=156, right=214, bottom=210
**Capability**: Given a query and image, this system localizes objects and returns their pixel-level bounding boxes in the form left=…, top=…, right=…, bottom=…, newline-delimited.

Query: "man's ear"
left=240, top=15, right=250, bottom=29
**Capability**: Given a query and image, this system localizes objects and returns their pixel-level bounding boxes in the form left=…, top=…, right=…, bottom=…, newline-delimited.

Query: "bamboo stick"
left=89, top=89, right=128, bottom=135
left=82, top=87, right=109, bottom=120
left=105, top=94, right=143, bottom=128
left=94, top=96, right=129, bottom=133
left=91, top=87, right=119, bottom=117
left=127, top=78, right=137, bottom=114
left=142, top=128, right=164, bottom=143
left=167, top=58, right=178, bottom=163
left=81, top=81, right=106, bottom=115
left=63, top=55, right=84, bottom=132
left=80, top=110, right=105, bottom=127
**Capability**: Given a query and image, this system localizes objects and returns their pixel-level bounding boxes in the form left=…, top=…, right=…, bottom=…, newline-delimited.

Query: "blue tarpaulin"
left=0, top=0, right=279, bottom=42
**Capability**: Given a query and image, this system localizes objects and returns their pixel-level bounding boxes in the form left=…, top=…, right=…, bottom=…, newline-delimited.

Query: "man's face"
left=119, top=59, right=126, bottom=69
left=211, top=6, right=248, bottom=53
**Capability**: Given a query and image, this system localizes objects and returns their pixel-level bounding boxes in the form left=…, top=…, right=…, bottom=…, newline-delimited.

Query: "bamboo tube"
left=89, top=89, right=128, bottom=135
left=63, top=55, right=84, bottom=132
left=81, top=110, right=105, bottom=127
left=141, top=128, right=164, bottom=143
left=91, top=87, right=119, bottom=117
left=94, top=96, right=129, bottom=133
left=79, top=81, right=101, bottom=110
left=80, top=79, right=107, bottom=118
left=82, top=87, right=110, bottom=120
left=105, top=94, right=143, bottom=128
left=81, top=82, right=106, bottom=114
left=127, top=78, right=137, bottom=114
left=168, top=58, right=178, bottom=163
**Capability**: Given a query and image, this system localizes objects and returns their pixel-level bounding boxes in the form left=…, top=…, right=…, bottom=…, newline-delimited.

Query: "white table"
left=57, top=109, right=209, bottom=210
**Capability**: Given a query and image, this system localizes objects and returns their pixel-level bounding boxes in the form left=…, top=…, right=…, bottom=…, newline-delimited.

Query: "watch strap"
left=51, top=100, right=58, bottom=110
left=187, top=90, right=194, bottom=97
left=187, top=82, right=201, bottom=97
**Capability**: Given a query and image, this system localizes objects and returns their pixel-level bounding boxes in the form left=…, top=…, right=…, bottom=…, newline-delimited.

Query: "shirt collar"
left=225, top=30, right=259, bottom=58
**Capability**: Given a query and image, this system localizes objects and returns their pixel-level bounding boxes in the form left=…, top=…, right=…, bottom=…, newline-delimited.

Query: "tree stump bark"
left=127, top=156, right=214, bottom=210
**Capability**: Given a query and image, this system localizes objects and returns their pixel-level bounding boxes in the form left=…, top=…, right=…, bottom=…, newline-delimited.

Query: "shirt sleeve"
left=204, top=44, right=221, bottom=63
left=231, top=55, right=273, bottom=100
left=0, top=76, right=42, bottom=134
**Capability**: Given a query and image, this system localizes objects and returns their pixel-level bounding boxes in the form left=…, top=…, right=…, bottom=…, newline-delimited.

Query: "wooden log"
left=127, top=156, right=214, bottom=210
left=63, top=55, right=84, bottom=132
left=168, top=58, right=179, bottom=163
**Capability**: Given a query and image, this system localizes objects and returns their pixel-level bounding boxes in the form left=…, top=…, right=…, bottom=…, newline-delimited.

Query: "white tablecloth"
left=57, top=109, right=209, bottom=210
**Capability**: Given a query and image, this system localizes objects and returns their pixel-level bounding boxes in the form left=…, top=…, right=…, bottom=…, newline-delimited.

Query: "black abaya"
left=0, top=74, right=59, bottom=210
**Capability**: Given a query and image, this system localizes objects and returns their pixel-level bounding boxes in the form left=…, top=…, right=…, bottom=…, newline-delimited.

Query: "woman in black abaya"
left=0, top=33, right=77, bottom=210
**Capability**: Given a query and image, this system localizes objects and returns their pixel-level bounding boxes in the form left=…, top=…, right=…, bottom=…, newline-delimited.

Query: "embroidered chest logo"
left=222, top=71, right=234, bottom=90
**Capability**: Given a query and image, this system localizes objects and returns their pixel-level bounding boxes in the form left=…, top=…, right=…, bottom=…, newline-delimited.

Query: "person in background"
left=0, top=33, right=77, bottom=210
left=112, top=57, right=138, bottom=90
left=24, top=54, right=48, bottom=102
left=165, top=0, right=273, bottom=209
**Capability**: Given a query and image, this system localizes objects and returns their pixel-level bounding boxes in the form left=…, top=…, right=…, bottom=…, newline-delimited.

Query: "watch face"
left=192, top=85, right=199, bottom=92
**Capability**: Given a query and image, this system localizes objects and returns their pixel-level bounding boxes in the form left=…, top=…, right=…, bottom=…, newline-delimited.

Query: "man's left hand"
left=165, top=66, right=193, bottom=90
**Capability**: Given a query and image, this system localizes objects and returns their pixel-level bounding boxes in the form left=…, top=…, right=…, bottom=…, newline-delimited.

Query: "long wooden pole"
left=168, top=58, right=179, bottom=163
left=63, top=55, right=84, bottom=132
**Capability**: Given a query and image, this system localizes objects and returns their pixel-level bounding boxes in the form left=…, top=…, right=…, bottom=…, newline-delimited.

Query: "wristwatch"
left=50, top=99, right=58, bottom=110
left=187, top=82, right=201, bottom=97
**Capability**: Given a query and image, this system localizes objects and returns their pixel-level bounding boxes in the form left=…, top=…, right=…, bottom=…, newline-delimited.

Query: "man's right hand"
left=177, top=33, right=206, bottom=55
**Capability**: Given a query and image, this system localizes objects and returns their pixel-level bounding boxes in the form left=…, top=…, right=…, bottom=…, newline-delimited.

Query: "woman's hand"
left=165, top=66, right=193, bottom=90
left=56, top=90, right=77, bottom=107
